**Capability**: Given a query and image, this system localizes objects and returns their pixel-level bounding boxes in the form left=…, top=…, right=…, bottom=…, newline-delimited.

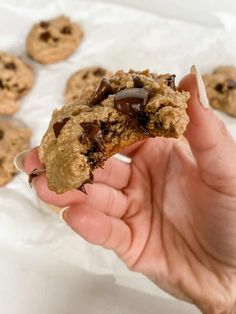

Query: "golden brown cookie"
left=26, top=16, right=84, bottom=64
left=38, top=69, right=189, bottom=194
left=0, top=52, right=34, bottom=115
left=203, top=66, right=236, bottom=117
left=0, top=118, right=31, bottom=186
left=65, top=66, right=112, bottom=103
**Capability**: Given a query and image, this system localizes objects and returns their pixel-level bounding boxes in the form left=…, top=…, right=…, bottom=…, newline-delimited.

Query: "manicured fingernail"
left=58, top=206, right=69, bottom=222
left=14, top=149, right=31, bottom=174
left=190, top=65, right=209, bottom=109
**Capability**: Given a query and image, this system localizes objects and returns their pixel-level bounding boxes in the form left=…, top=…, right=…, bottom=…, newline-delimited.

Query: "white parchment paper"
left=0, top=0, right=236, bottom=298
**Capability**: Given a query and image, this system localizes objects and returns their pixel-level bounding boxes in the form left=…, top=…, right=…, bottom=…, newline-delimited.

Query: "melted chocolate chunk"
left=5, top=62, right=16, bottom=70
left=90, top=78, right=112, bottom=106
left=127, top=112, right=150, bottom=136
left=115, top=88, right=151, bottom=136
left=61, top=26, right=72, bottom=34
left=53, top=117, right=70, bottom=138
left=166, top=75, right=176, bottom=90
left=79, top=133, right=89, bottom=145
left=40, top=31, right=51, bottom=41
left=53, top=37, right=59, bottom=42
left=81, top=123, right=104, bottom=151
left=114, top=88, right=149, bottom=116
left=0, top=129, right=4, bottom=140
left=0, top=80, right=4, bottom=89
left=100, top=121, right=111, bottom=135
left=40, top=21, right=49, bottom=28
left=215, top=83, right=224, bottom=94
left=28, top=168, right=46, bottom=187
left=133, top=76, right=144, bottom=88
left=227, top=79, right=236, bottom=90
left=93, top=68, right=106, bottom=77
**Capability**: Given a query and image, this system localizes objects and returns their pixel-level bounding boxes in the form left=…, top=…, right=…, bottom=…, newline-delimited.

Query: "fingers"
left=93, top=157, right=131, bottom=189
left=179, top=74, right=236, bottom=194
left=120, top=142, right=144, bottom=158
left=64, top=205, right=131, bottom=256
left=29, top=173, right=128, bottom=217
left=24, top=149, right=131, bottom=190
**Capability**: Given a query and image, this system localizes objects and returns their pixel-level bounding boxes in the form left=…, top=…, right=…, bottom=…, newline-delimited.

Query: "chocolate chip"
left=19, top=87, right=26, bottom=94
left=76, top=185, right=87, bottom=194
left=53, top=117, right=70, bottom=138
left=28, top=168, right=46, bottom=187
left=133, top=76, right=144, bottom=88
left=114, top=88, right=149, bottom=117
left=0, top=80, right=3, bottom=89
left=82, top=72, right=88, bottom=79
left=81, top=123, right=104, bottom=151
left=79, top=133, right=89, bottom=145
left=93, top=68, right=106, bottom=77
left=5, top=62, right=16, bottom=70
left=128, top=112, right=150, bottom=136
left=40, top=31, right=51, bottom=41
left=100, top=121, right=111, bottom=135
left=40, top=21, right=49, bottom=28
left=61, top=26, right=71, bottom=34
left=166, top=75, right=176, bottom=90
left=53, top=37, right=59, bottom=42
left=0, top=129, right=4, bottom=140
left=227, top=79, right=236, bottom=90
left=90, top=78, right=112, bottom=106
left=215, top=83, right=224, bottom=94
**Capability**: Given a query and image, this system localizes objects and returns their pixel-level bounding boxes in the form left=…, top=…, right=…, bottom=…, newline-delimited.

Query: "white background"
left=86, top=0, right=236, bottom=26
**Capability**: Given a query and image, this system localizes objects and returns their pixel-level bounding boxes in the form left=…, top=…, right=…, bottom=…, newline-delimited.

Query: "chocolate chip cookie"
left=38, top=69, right=190, bottom=194
left=203, top=66, right=236, bottom=117
left=0, top=118, right=31, bottom=186
left=0, top=52, right=34, bottom=115
left=26, top=16, right=84, bottom=64
left=65, top=66, right=112, bottom=103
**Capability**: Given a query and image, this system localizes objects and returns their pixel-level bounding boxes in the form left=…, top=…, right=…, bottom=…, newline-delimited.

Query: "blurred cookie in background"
left=26, top=16, right=84, bottom=64
left=65, top=66, right=112, bottom=103
left=203, top=66, right=236, bottom=117
left=0, top=52, right=34, bottom=115
left=0, top=118, right=31, bottom=186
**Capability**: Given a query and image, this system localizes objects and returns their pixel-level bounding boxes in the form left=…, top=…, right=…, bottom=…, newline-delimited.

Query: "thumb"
left=179, top=73, right=236, bottom=195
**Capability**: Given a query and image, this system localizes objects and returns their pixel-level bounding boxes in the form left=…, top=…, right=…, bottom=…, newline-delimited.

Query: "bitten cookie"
left=26, top=16, right=84, bottom=64
left=0, top=52, right=34, bottom=115
left=203, top=66, right=236, bottom=117
left=65, top=66, right=112, bottom=103
left=0, top=119, right=31, bottom=186
left=38, top=69, right=190, bottom=194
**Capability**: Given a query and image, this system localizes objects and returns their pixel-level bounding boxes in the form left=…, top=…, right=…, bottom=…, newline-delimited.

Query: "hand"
left=24, top=74, right=236, bottom=314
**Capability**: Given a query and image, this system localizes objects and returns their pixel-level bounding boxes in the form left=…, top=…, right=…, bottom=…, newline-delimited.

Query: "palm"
left=118, top=138, right=236, bottom=310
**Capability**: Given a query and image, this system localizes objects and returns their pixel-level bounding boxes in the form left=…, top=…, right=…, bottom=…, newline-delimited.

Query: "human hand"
left=23, top=74, right=236, bottom=314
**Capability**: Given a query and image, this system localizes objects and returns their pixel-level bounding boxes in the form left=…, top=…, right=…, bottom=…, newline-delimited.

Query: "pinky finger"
left=63, top=205, right=131, bottom=257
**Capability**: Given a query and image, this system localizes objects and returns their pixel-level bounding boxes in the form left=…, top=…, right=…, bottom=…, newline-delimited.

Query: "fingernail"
left=58, top=206, right=69, bottom=222
left=190, top=65, right=209, bottom=109
left=14, top=149, right=31, bottom=174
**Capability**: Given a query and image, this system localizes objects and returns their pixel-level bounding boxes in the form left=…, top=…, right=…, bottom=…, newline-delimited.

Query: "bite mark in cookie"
left=39, top=69, right=189, bottom=194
